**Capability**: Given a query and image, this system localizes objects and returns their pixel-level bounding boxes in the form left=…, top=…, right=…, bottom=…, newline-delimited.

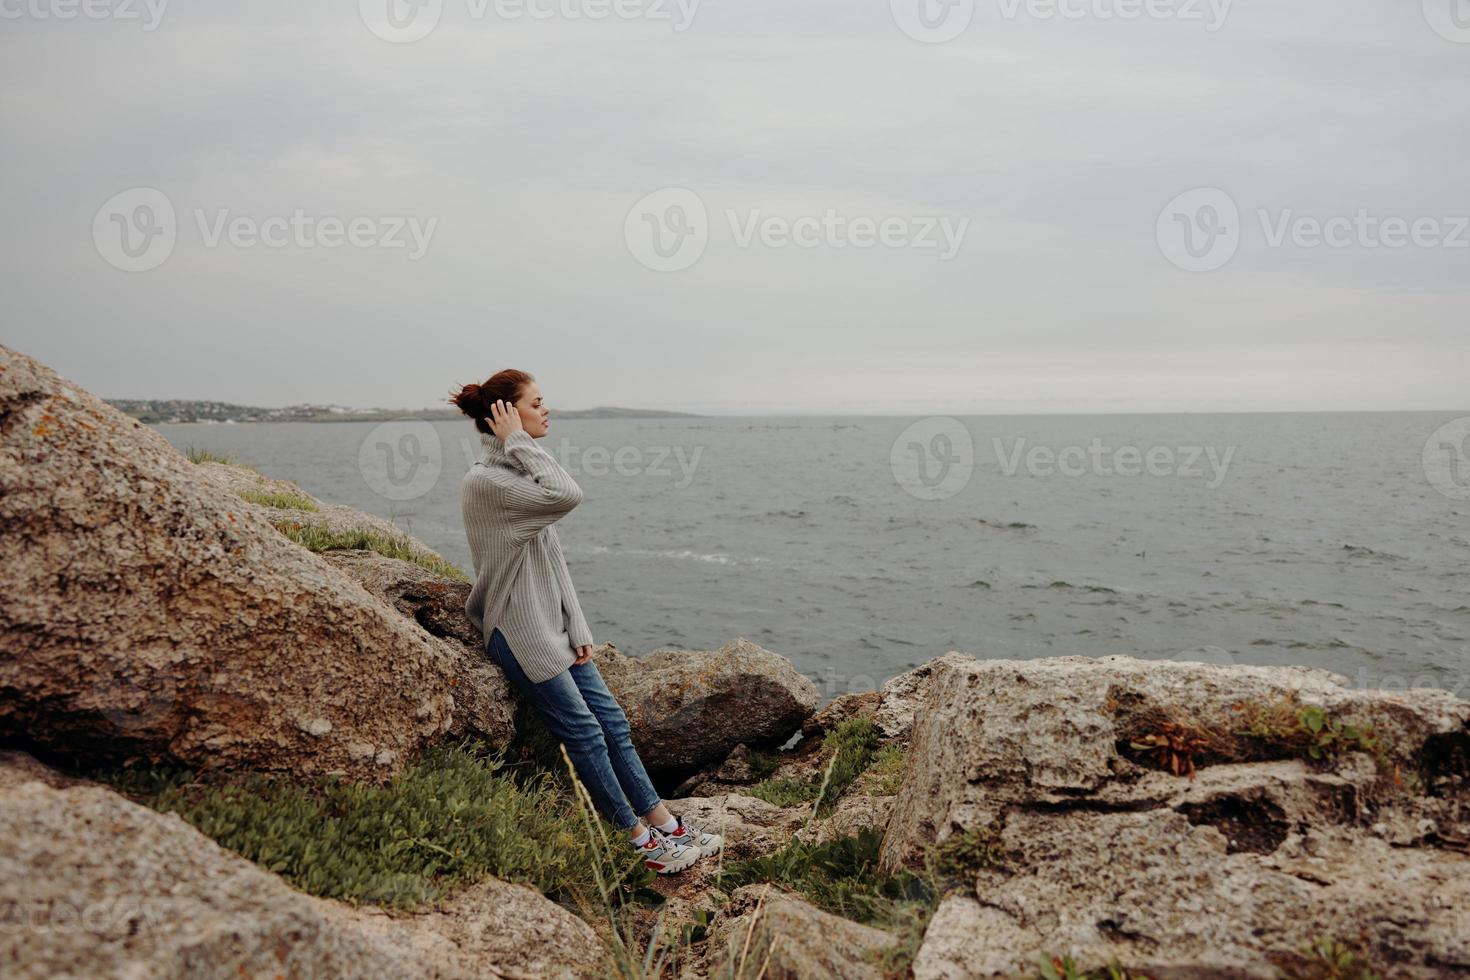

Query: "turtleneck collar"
left=479, top=430, right=523, bottom=470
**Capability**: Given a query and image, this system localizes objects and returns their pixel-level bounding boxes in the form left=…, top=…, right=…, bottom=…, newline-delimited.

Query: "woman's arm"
left=493, top=430, right=585, bottom=542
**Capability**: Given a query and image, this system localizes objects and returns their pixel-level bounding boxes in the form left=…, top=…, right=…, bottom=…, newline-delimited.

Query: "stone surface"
left=911, top=820, right=1470, bottom=980
left=801, top=690, right=881, bottom=739
left=0, top=345, right=466, bottom=782
left=0, top=753, right=609, bottom=980
left=705, top=885, right=897, bottom=980
left=710, top=743, right=760, bottom=783
left=319, top=550, right=515, bottom=747
left=592, top=637, right=821, bottom=776
left=796, top=792, right=897, bottom=846
left=872, top=652, right=972, bottom=741
left=884, top=653, right=1470, bottom=978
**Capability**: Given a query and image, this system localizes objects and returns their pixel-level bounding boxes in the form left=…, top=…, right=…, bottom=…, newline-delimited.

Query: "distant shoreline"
left=114, top=402, right=706, bottom=425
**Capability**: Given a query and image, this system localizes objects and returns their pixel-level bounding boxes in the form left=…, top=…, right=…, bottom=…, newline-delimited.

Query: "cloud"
left=1, top=0, right=1465, bottom=412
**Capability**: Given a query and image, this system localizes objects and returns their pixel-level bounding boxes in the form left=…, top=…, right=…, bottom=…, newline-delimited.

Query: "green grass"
left=270, top=519, right=469, bottom=582
left=864, top=744, right=905, bottom=795
left=743, top=716, right=884, bottom=814
left=813, top=716, right=882, bottom=816
left=722, top=826, right=932, bottom=928
left=185, top=445, right=251, bottom=466
left=746, top=776, right=821, bottom=807
left=746, top=750, right=781, bottom=781
left=238, top=487, right=320, bottom=511
left=102, top=741, right=650, bottom=911
left=929, top=821, right=1007, bottom=882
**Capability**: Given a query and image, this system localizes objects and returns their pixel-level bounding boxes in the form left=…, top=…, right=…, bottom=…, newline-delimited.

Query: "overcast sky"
left=3, top=0, right=1466, bottom=415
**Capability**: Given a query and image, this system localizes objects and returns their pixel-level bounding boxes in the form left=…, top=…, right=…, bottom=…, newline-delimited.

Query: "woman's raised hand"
left=489, top=399, right=525, bottom=442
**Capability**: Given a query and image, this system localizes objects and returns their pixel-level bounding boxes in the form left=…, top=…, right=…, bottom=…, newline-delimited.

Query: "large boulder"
left=592, top=637, right=821, bottom=778
left=704, top=884, right=897, bottom=980
left=0, top=344, right=467, bottom=781
left=197, top=465, right=514, bottom=746
left=318, top=550, right=515, bottom=747
left=0, top=751, right=608, bottom=979
left=883, top=653, right=1470, bottom=977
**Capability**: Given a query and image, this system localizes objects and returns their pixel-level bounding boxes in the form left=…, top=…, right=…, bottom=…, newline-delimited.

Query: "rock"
left=883, top=653, right=1470, bottom=977
left=705, top=884, right=896, bottom=980
left=0, top=753, right=609, bottom=979
left=801, top=691, right=881, bottom=739
left=0, top=345, right=468, bottom=782
left=796, top=793, right=897, bottom=846
left=712, top=743, right=760, bottom=783
left=319, top=550, right=514, bottom=747
left=911, top=815, right=1470, bottom=979
left=0, top=748, right=83, bottom=791
left=872, top=653, right=972, bottom=741
left=592, top=637, right=821, bottom=777
left=347, top=878, right=609, bottom=979
left=673, top=742, right=793, bottom=798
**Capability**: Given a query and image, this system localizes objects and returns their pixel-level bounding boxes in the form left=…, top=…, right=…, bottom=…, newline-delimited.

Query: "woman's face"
left=514, top=381, right=551, bottom=438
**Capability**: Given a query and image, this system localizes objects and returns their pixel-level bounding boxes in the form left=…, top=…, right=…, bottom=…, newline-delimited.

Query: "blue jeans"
left=486, top=627, right=661, bottom=830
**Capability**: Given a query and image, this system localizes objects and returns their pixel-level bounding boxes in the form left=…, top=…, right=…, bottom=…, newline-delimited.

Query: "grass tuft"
left=744, top=716, right=884, bottom=814
left=864, top=743, right=906, bottom=795
left=184, top=445, right=254, bottom=467
left=812, top=716, right=882, bottom=816
left=722, top=827, right=931, bottom=929
left=929, top=820, right=1007, bottom=883
left=271, top=519, right=468, bottom=581
left=746, top=776, right=821, bottom=807
left=745, top=750, right=781, bottom=781
left=238, top=487, right=320, bottom=511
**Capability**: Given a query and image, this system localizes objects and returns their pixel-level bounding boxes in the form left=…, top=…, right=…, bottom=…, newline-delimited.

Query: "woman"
left=452, top=369, right=721, bottom=875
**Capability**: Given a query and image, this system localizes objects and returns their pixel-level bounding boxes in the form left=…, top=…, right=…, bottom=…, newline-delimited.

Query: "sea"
left=154, top=411, right=1470, bottom=703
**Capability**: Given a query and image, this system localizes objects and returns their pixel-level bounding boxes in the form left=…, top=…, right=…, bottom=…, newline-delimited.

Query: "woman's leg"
left=486, top=629, right=639, bottom=831
left=566, top=660, right=664, bottom=823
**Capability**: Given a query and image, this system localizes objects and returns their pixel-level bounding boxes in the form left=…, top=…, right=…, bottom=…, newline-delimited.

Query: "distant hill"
left=105, top=399, right=704, bottom=424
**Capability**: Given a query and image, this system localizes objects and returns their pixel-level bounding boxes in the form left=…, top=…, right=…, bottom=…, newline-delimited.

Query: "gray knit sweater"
left=461, top=429, right=594, bottom=683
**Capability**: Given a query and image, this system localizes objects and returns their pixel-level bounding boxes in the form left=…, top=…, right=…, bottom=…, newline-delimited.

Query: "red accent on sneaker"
left=646, top=861, right=665, bottom=871
left=642, top=839, right=659, bottom=850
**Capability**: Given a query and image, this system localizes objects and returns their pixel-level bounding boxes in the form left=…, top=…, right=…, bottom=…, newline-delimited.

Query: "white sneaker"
left=634, top=826, right=701, bottom=874
left=663, top=815, right=724, bottom=858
